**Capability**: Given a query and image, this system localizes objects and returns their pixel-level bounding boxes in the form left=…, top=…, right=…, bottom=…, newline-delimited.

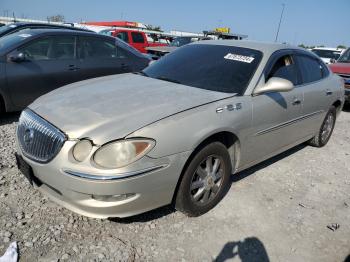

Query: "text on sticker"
left=224, top=53, right=255, bottom=63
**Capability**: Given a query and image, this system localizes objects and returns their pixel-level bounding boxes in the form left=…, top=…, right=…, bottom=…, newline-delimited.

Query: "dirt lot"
left=0, top=107, right=349, bottom=262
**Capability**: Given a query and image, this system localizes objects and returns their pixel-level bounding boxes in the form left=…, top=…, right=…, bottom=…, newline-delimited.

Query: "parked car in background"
left=16, top=41, right=344, bottom=219
left=0, top=22, right=93, bottom=38
left=146, top=36, right=209, bottom=58
left=109, top=29, right=167, bottom=53
left=311, top=47, right=345, bottom=64
left=0, top=29, right=150, bottom=113
left=329, top=48, right=350, bottom=105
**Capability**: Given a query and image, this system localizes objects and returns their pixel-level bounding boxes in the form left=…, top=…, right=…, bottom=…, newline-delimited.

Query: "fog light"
left=73, top=139, right=93, bottom=162
left=92, top=193, right=135, bottom=202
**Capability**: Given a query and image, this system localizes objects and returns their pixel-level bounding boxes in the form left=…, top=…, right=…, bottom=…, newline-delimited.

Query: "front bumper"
left=345, top=88, right=350, bottom=102
left=17, top=140, right=191, bottom=218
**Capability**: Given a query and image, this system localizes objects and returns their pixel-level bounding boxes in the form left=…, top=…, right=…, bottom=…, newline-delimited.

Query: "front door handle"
left=292, top=99, right=301, bottom=106
left=326, top=90, right=333, bottom=96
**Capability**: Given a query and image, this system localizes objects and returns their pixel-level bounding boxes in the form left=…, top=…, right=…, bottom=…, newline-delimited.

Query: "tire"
left=308, top=106, right=336, bottom=147
left=175, top=142, right=232, bottom=217
left=0, top=97, right=4, bottom=115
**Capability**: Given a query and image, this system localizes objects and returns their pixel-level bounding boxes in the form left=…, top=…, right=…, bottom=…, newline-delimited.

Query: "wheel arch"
left=0, top=92, right=6, bottom=113
left=332, top=99, right=342, bottom=116
left=171, top=130, right=240, bottom=204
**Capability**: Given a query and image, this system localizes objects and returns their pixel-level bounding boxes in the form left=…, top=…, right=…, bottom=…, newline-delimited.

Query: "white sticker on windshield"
left=224, top=53, right=255, bottom=63
left=18, top=34, right=32, bottom=38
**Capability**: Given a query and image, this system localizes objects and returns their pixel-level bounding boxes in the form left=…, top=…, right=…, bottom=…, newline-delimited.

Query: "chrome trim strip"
left=63, top=165, right=168, bottom=181
left=255, top=110, right=324, bottom=136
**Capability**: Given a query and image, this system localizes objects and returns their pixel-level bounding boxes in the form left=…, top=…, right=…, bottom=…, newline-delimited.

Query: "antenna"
left=275, top=3, right=285, bottom=42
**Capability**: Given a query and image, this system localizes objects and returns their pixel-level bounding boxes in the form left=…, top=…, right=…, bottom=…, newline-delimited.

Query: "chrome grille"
left=17, top=109, right=66, bottom=163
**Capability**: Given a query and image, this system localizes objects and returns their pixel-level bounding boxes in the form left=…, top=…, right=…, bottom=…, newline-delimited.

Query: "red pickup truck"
left=111, top=29, right=167, bottom=54
left=329, top=48, right=350, bottom=105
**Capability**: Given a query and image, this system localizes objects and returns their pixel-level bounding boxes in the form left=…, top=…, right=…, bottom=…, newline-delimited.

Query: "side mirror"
left=254, top=77, right=294, bottom=95
left=9, top=52, right=26, bottom=63
left=330, top=58, right=336, bottom=64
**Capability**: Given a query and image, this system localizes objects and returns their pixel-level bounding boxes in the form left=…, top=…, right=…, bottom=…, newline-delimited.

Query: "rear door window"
left=296, top=55, right=323, bottom=84
left=79, top=37, right=124, bottom=59
left=131, top=32, right=145, bottom=43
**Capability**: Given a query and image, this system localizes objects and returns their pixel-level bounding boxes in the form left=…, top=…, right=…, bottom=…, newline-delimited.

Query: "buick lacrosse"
left=16, top=41, right=344, bottom=218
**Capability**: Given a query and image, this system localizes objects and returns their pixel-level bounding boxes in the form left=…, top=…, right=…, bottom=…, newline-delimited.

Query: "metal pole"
left=275, top=3, right=285, bottom=42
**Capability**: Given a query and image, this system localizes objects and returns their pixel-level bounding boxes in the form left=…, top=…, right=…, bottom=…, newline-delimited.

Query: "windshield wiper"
left=133, top=71, right=149, bottom=77
left=156, top=76, right=181, bottom=84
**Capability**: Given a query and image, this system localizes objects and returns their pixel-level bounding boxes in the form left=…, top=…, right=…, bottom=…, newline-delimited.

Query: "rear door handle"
left=326, top=90, right=333, bottom=96
left=68, top=64, right=80, bottom=71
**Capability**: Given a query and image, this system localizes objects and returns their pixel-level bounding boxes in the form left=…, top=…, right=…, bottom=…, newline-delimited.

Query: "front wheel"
left=175, top=142, right=232, bottom=217
left=308, top=106, right=336, bottom=147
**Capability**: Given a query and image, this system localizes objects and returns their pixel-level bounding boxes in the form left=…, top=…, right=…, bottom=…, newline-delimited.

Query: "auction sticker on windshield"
left=224, top=53, right=255, bottom=63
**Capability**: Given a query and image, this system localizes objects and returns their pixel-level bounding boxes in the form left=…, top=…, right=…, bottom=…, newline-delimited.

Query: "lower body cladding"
left=18, top=148, right=192, bottom=219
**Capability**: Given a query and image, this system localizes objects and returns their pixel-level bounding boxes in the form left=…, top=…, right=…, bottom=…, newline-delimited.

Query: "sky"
left=1, top=0, right=349, bottom=47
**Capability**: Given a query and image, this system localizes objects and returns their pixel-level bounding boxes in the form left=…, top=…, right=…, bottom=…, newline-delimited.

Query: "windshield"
left=0, top=29, right=32, bottom=52
left=0, top=24, right=17, bottom=36
left=99, top=29, right=113, bottom=36
left=312, top=49, right=341, bottom=59
left=170, top=37, right=192, bottom=47
left=143, top=44, right=262, bottom=95
left=337, top=48, right=350, bottom=63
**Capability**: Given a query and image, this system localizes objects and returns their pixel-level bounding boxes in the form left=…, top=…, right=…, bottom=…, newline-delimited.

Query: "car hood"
left=329, top=63, right=350, bottom=75
left=145, top=46, right=177, bottom=53
left=29, top=73, right=233, bottom=144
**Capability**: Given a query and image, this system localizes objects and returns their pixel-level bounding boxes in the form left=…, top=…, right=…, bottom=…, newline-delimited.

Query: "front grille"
left=17, top=109, right=66, bottom=163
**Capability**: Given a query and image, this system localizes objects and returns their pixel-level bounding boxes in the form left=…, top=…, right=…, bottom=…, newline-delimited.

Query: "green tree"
left=145, top=25, right=163, bottom=32
left=337, top=45, right=347, bottom=49
left=47, top=14, right=65, bottom=23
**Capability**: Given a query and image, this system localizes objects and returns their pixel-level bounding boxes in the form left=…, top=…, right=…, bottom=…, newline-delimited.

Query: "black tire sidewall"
left=175, top=142, right=232, bottom=216
left=318, top=106, right=336, bottom=146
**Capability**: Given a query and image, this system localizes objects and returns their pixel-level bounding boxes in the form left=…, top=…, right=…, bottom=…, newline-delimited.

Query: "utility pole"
left=275, top=3, right=285, bottom=42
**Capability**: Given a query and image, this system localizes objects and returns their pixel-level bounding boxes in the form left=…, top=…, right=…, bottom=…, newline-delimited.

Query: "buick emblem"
left=23, top=128, right=35, bottom=146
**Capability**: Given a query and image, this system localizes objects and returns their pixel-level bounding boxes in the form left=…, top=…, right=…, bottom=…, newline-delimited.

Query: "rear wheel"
left=175, top=142, right=232, bottom=217
left=308, top=106, right=336, bottom=147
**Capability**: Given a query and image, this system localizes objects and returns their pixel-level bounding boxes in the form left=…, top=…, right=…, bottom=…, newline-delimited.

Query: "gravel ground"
left=0, top=108, right=349, bottom=262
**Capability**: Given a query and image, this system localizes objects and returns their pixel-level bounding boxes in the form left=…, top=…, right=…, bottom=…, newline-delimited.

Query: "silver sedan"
left=16, top=40, right=345, bottom=218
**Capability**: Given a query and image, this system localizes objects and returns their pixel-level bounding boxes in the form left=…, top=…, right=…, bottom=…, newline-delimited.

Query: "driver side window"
left=266, top=54, right=299, bottom=85
left=19, top=36, right=76, bottom=61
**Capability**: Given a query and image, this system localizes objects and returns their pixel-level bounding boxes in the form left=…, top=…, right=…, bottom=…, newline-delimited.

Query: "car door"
left=130, top=32, right=146, bottom=53
left=77, top=36, right=132, bottom=80
left=245, top=51, right=304, bottom=164
left=294, top=53, right=333, bottom=137
left=5, top=34, right=79, bottom=109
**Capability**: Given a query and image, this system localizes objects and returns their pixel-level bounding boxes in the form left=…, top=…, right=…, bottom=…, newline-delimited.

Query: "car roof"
left=10, top=28, right=100, bottom=37
left=193, top=40, right=303, bottom=54
left=312, top=47, right=344, bottom=51
left=8, top=22, right=91, bottom=30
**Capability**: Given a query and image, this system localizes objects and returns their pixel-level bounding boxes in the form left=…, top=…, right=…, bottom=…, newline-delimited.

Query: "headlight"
left=93, top=139, right=155, bottom=169
left=72, top=139, right=93, bottom=162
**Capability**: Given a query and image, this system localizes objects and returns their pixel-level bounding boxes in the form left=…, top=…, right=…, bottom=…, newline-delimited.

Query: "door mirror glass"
left=9, top=52, right=26, bottom=62
left=254, top=77, right=294, bottom=95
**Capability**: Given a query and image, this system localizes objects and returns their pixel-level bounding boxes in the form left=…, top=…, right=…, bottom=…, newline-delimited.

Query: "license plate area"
left=15, top=153, right=34, bottom=185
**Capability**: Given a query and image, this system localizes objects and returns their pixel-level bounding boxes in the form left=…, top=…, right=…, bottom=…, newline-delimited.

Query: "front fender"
left=127, top=97, right=252, bottom=159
